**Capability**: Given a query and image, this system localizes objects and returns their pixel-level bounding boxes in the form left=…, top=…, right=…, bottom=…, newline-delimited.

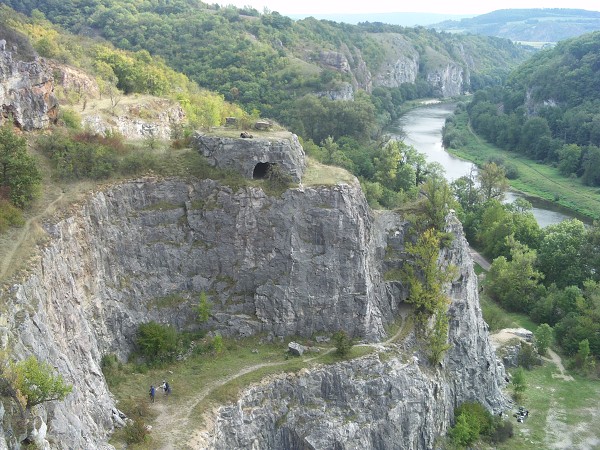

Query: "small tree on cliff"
left=0, top=122, right=41, bottom=207
left=0, top=352, right=72, bottom=417
left=402, top=228, right=456, bottom=364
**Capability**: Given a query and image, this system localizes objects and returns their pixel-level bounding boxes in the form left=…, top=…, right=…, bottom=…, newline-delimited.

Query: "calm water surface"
left=388, top=103, right=574, bottom=227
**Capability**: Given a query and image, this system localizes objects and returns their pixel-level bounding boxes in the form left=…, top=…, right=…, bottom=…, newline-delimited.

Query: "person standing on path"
left=149, top=385, right=156, bottom=403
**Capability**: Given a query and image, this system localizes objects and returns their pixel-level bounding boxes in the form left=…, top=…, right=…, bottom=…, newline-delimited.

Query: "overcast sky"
left=218, top=0, right=600, bottom=15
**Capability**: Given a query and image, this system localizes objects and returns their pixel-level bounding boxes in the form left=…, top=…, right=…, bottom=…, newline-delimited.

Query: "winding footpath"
left=0, top=191, right=64, bottom=281
left=151, top=306, right=412, bottom=449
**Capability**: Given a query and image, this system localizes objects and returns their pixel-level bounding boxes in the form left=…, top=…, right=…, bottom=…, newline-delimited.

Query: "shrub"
left=333, top=330, right=353, bottom=357
left=489, top=418, right=514, bottom=443
left=58, top=108, right=82, bottom=130
left=212, top=334, right=223, bottom=355
left=264, top=164, right=292, bottom=194
left=518, top=343, right=540, bottom=369
left=135, top=322, right=179, bottom=365
left=0, top=199, right=24, bottom=233
left=123, top=418, right=149, bottom=444
left=197, top=291, right=211, bottom=323
left=12, top=356, right=73, bottom=408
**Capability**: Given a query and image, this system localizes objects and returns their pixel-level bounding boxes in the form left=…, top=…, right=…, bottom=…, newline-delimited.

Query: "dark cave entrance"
left=253, top=162, right=273, bottom=179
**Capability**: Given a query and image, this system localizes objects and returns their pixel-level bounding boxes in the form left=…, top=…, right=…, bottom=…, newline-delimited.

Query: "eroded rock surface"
left=0, top=49, right=57, bottom=129
left=0, top=178, right=506, bottom=449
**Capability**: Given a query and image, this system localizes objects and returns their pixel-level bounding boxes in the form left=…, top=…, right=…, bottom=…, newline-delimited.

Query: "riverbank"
left=447, top=110, right=600, bottom=221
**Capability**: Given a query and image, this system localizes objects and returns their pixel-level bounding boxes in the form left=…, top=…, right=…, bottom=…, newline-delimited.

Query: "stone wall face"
left=194, top=133, right=306, bottom=182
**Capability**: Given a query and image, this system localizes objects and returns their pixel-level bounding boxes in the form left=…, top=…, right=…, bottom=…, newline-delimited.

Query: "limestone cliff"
left=0, top=49, right=57, bottom=129
left=206, top=213, right=507, bottom=450
left=0, top=157, right=505, bottom=449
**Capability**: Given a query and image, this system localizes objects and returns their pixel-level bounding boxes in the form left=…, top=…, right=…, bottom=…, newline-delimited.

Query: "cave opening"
left=253, top=162, right=273, bottom=179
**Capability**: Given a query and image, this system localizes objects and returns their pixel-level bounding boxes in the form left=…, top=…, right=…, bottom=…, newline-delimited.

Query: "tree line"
left=445, top=32, right=600, bottom=188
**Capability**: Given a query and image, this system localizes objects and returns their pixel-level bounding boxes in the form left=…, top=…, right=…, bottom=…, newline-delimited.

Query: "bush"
left=455, top=401, right=494, bottom=436
left=101, top=354, right=124, bottom=388
left=333, top=330, right=353, bottom=357
left=264, top=164, right=292, bottom=194
left=0, top=199, right=25, bottom=233
left=135, top=322, right=179, bottom=365
left=12, top=356, right=73, bottom=408
left=123, top=418, right=149, bottom=444
left=490, top=418, right=514, bottom=443
left=58, top=108, right=82, bottom=130
left=518, top=343, right=541, bottom=369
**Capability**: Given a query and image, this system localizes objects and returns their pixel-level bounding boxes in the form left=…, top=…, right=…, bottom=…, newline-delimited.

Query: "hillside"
left=3, top=0, right=531, bottom=120
left=432, top=8, right=600, bottom=45
left=454, top=31, right=600, bottom=193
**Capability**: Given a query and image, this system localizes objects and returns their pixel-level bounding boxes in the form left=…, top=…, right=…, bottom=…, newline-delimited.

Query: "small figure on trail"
left=149, top=385, right=156, bottom=403
left=161, top=380, right=171, bottom=396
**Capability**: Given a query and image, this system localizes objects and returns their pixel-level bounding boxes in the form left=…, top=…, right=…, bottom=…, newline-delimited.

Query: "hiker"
left=161, top=380, right=171, bottom=396
left=149, top=385, right=156, bottom=403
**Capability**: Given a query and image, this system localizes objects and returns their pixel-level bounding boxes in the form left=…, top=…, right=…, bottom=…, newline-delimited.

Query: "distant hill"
left=288, top=12, right=473, bottom=26
left=432, top=8, right=600, bottom=44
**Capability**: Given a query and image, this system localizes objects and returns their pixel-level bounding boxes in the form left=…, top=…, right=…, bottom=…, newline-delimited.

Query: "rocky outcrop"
left=0, top=49, right=57, bottom=129
left=426, top=62, right=465, bottom=97
left=0, top=176, right=399, bottom=447
left=82, top=99, right=186, bottom=140
left=194, top=133, right=306, bottom=182
left=48, top=62, right=101, bottom=100
left=0, top=179, right=505, bottom=448
left=372, top=35, right=420, bottom=88
left=207, top=212, right=508, bottom=449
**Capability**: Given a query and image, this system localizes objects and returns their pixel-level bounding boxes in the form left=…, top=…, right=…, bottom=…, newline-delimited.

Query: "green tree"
left=402, top=228, right=455, bottom=363
left=485, top=237, right=544, bottom=313
left=534, top=323, right=553, bottom=356
left=0, top=123, right=42, bottom=207
left=333, top=330, right=353, bottom=357
left=420, top=176, right=453, bottom=231
left=212, top=334, right=223, bottom=355
left=537, top=219, right=587, bottom=288
left=449, top=413, right=479, bottom=447
left=136, top=321, right=179, bottom=364
left=197, top=291, right=212, bottom=323
left=511, top=367, right=527, bottom=402
left=478, top=162, right=508, bottom=202
left=13, top=356, right=72, bottom=408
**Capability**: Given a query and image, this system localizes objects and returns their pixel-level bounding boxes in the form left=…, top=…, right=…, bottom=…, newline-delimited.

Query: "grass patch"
left=491, top=364, right=600, bottom=449
left=448, top=111, right=600, bottom=220
left=384, top=268, right=404, bottom=282
left=107, top=334, right=377, bottom=448
left=302, top=158, right=356, bottom=186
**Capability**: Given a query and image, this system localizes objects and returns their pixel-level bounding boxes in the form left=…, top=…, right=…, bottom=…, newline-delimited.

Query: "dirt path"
left=469, top=246, right=491, bottom=271
left=544, top=348, right=574, bottom=382
left=0, top=191, right=64, bottom=281
left=150, top=308, right=412, bottom=449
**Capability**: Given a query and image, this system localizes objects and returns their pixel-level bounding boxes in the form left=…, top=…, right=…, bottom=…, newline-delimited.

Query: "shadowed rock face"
left=0, top=50, right=58, bottom=129
left=0, top=177, right=506, bottom=449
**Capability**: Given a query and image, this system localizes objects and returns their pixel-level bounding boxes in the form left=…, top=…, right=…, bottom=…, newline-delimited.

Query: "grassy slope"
left=449, top=111, right=600, bottom=220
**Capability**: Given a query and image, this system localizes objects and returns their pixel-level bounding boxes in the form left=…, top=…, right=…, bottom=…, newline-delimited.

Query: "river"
left=387, top=102, right=574, bottom=228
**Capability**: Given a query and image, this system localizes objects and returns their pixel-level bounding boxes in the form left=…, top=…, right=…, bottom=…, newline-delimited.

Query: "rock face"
left=0, top=178, right=506, bottom=448
left=194, top=133, right=307, bottom=183
left=207, top=213, right=508, bottom=450
left=82, top=99, right=186, bottom=140
left=0, top=49, right=58, bottom=129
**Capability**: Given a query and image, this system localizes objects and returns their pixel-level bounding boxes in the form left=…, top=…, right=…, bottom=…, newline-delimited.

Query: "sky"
left=218, top=0, right=600, bottom=16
